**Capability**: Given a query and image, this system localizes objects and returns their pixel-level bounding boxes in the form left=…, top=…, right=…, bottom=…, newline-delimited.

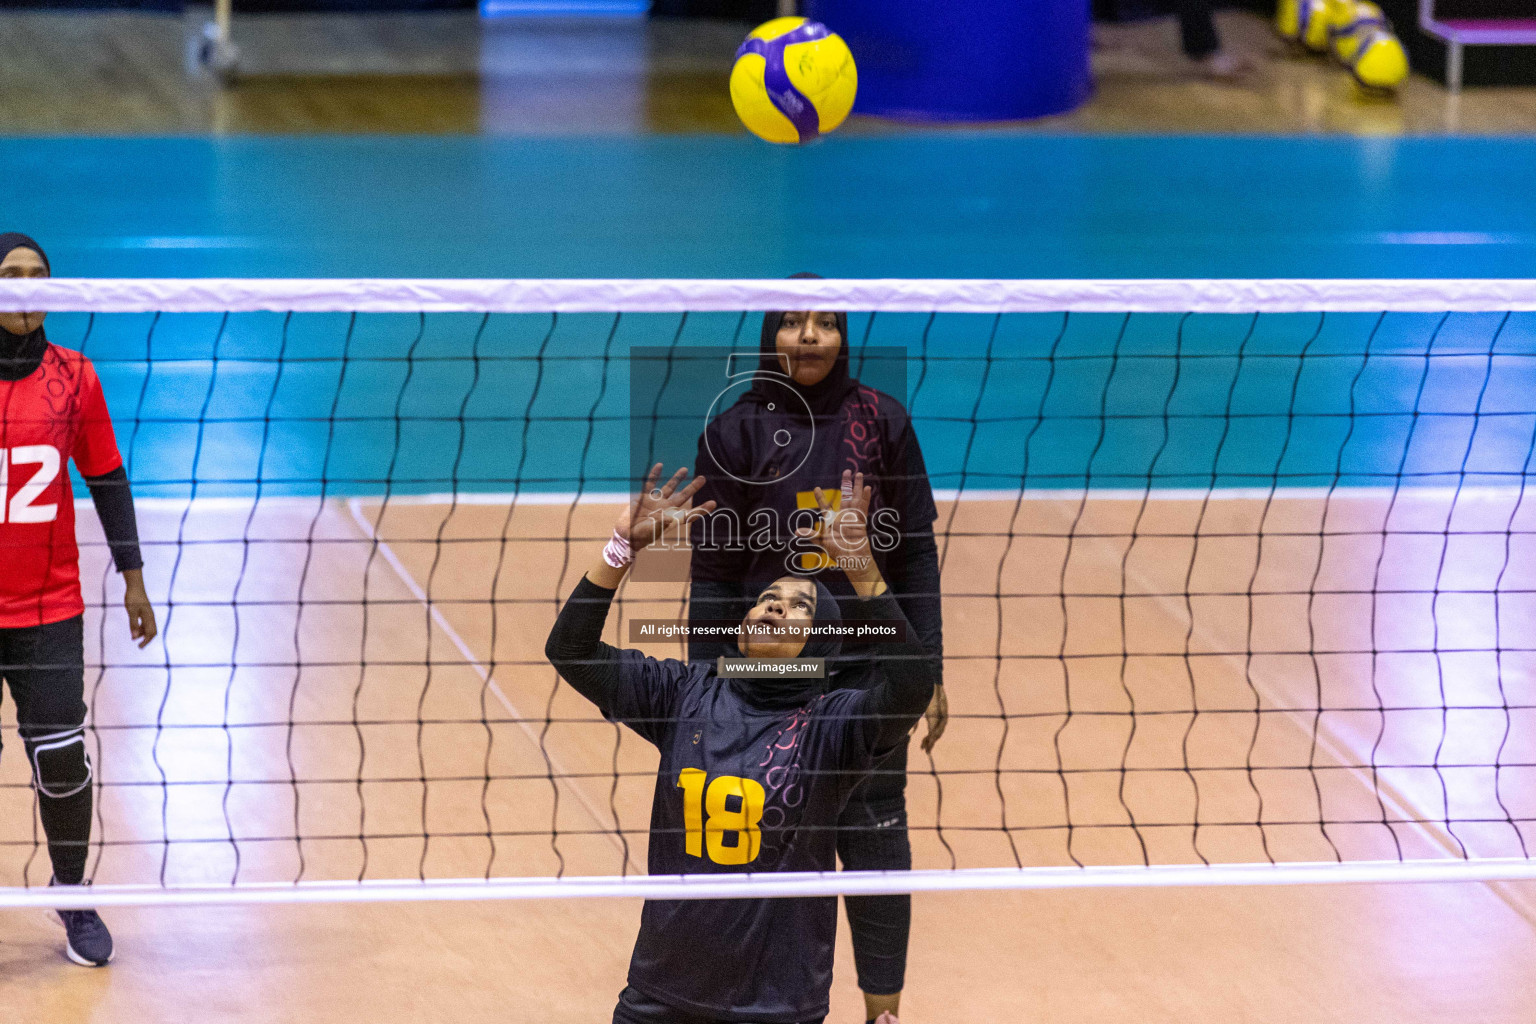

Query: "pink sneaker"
left=872, top=1014, right=900, bottom=1024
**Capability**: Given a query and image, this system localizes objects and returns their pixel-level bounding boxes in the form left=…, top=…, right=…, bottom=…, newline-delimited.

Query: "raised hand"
left=798, top=469, right=876, bottom=578
left=618, top=463, right=715, bottom=554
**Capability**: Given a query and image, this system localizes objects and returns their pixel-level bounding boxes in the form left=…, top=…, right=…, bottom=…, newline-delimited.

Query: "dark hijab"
left=732, top=575, right=844, bottom=708
left=744, top=271, right=855, bottom=418
left=0, top=232, right=50, bottom=383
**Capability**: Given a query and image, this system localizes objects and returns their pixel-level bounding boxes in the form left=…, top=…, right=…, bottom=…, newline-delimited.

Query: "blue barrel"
left=805, top=0, right=1091, bottom=121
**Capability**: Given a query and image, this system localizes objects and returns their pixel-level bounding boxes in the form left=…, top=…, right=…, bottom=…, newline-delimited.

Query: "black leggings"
left=838, top=735, right=912, bottom=996
left=0, top=615, right=93, bottom=885
left=613, top=986, right=824, bottom=1024
left=1172, top=0, right=1222, bottom=58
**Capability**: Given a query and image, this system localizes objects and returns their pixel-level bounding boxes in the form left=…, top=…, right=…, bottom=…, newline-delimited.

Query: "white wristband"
left=602, top=529, right=634, bottom=569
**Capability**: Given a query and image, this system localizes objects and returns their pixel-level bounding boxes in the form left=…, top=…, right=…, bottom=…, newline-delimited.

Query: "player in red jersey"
left=0, top=233, right=157, bottom=966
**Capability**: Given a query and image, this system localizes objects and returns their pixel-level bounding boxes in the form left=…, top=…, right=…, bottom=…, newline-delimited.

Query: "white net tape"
left=13, top=859, right=1536, bottom=911
left=2, top=276, right=1536, bottom=313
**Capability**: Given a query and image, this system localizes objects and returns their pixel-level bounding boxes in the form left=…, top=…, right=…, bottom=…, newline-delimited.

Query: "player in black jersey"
left=688, top=279, right=944, bottom=1023
left=546, top=464, right=936, bottom=1024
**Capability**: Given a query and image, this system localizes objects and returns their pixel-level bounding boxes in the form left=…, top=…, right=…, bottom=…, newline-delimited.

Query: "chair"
left=1418, top=0, right=1536, bottom=92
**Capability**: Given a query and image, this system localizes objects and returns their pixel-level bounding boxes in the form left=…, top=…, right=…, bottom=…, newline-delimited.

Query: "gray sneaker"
left=52, top=880, right=114, bottom=967
left=1191, top=50, right=1255, bottom=82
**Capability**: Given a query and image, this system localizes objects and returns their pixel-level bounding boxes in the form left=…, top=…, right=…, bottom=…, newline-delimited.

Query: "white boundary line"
left=1128, top=552, right=1461, bottom=859
left=5, top=277, right=1536, bottom=314
left=9, top=859, right=1536, bottom=909
left=1114, top=518, right=1536, bottom=928
left=343, top=497, right=637, bottom=870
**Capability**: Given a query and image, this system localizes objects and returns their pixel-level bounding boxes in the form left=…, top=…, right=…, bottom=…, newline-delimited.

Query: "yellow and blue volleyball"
left=730, top=17, right=857, bottom=145
left=1328, top=0, right=1387, bottom=58
left=1329, top=2, right=1409, bottom=91
left=1338, top=26, right=1410, bottom=90
left=1275, top=0, right=1334, bottom=52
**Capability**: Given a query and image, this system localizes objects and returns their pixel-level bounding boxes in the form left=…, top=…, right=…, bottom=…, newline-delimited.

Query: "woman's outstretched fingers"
left=629, top=463, right=663, bottom=520
left=658, top=466, right=689, bottom=499
left=675, top=474, right=707, bottom=504
left=620, top=465, right=705, bottom=550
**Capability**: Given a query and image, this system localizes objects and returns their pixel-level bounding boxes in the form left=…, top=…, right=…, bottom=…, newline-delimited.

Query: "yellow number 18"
left=676, top=768, right=766, bottom=866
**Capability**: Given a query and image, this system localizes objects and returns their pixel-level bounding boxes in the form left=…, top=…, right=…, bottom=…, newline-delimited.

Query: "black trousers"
left=0, top=615, right=93, bottom=885
left=837, top=734, right=912, bottom=996
left=1172, top=0, right=1222, bottom=58
left=613, top=986, right=824, bottom=1024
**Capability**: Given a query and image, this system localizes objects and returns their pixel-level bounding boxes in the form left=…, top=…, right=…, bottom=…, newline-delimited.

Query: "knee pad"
left=25, top=728, right=92, bottom=800
left=844, top=892, right=912, bottom=995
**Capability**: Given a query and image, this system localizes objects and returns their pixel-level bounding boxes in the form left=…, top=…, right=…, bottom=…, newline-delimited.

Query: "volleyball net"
left=4, top=277, right=1536, bottom=908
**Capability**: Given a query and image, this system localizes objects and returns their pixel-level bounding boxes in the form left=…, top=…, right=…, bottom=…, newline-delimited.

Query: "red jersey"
left=0, top=344, right=124, bottom=628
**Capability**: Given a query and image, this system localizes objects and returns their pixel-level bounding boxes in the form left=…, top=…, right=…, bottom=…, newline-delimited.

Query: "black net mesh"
left=2, top=304, right=1534, bottom=889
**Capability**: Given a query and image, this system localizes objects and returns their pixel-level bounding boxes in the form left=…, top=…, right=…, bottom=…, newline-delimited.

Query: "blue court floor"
left=7, top=135, right=1536, bottom=279
left=6, top=134, right=1536, bottom=496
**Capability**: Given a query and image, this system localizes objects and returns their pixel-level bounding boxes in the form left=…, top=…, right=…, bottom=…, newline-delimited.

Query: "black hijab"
left=0, top=233, right=50, bottom=383
left=744, top=272, right=855, bottom=418
left=732, top=575, right=845, bottom=709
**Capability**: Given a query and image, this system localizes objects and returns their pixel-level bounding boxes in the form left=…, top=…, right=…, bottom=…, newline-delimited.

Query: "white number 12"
left=0, top=445, right=61, bottom=524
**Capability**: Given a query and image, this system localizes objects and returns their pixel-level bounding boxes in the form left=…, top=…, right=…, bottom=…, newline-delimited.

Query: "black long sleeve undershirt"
left=544, top=577, right=626, bottom=716
left=83, top=466, right=144, bottom=574
left=883, top=522, right=944, bottom=681
left=548, top=577, right=934, bottom=751
left=850, top=588, right=936, bottom=751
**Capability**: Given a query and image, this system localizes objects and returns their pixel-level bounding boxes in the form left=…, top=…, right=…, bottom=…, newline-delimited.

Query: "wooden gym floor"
left=4, top=491, right=1536, bottom=1021
left=1, top=9, right=1535, bottom=135
left=4, top=7, right=1536, bottom=1021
